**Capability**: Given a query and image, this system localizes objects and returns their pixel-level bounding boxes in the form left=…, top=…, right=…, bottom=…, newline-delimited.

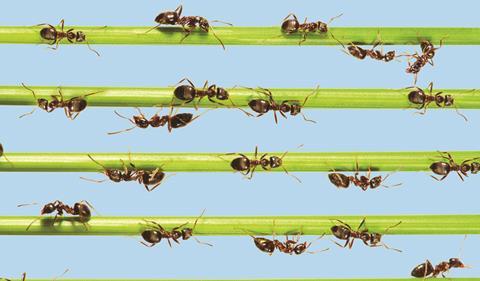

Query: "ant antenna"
left=327, top=13, right=344, bottom=25
left=145, top=23, right=162, bottom=34
left=53, top=269, right=70, bottom=281
left=208, top=26, right=226, bottom=50
left=19, top=83, right=39, bottom=118
left=17, top=202, right=39, bottom=208
left=85, top=40, right=100, bottom=56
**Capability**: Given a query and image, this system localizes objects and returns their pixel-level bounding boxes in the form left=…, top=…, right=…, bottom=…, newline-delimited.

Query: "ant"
left=18, top=200, right=94, bottom=231
left=141, top=210, right=212, bottom=248
left=108, top=107, right=204, bottom=134
left=173, top=78, right=231, bottom=108
left=147, top=5, right=232, bottom=50
left=281, top=13, right=342, bottom=45
left=429, top=151, right=480, bottom=181
left=225, top=146, right=301, bottom=182
left=411, top=258, right=469, bottom=278
left=37, top=19, right=100, bottom=56
left=82, top=154, right=167, bottom=192
left=407, top=82, right=467, bottom=121
left=330, top=217, right=402, bottom=252
left=19, top=83, right=101, bottom=120
left=406, top=39, right=442, bottom=84
left=328, top=161, right=401, bottom=191
left=331, top=33, right=397, bottom=62
left=245, top=87, right=317, bottom=124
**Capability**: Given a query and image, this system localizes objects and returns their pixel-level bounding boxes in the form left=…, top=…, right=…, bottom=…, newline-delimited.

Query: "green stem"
left=7, top=279, right=480, bottom=281
left=0, top=26, right=479, bottom=45
left=1, top=151, right=479, bottom=172
left=1, top=85, right=480, bottom=109
left=0, top=215, right=477, bottom=235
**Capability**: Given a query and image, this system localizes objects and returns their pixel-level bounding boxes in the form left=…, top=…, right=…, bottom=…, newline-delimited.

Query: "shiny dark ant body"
left=19, top=200, right=94, bottom=231
left=411, top=258, right=468, bottom=278
left=148, top=5, right=232, bottom=49
left=174, top=78, right=231, bottom=108
left=281, top=13, right=342, bottom=44
left=328, top=161, right=400, bottom=191
left=225, top=146, right=300, bottom=182
left=141, top=210, right=212, bottom=247
left=406, top=39, right=442, bottom=84
left=245, top=87, right=317, bottom=124
left=108, top=107, right=203, bottom=134
left=20, top=83, right=101, bottom=120
left=429, top=151, right=480, bottom=181
left=407, top=82, right=467, bottom=121
left=82, top=154, right=167, bottom=192
left=38, top=19, right=99, bottom=56
left=330, top=218, right=402, bottom=252
left=332, top=33, right=396, bottom=62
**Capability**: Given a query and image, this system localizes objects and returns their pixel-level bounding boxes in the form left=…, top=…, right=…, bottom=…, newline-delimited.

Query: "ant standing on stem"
left=140, top=209, right=212, bottom=248
left=147, top=5, right=232, bottom=49
left=330, top=217, right=402, bottom=252
left=407, top=82, right=468, bottom=121
left=37, top=19, right=100, bottom=56
left=405, top=39, right=443, bottom=84
left=19, top=83, right=101, bottom=120
left=281, top=13, right=342, bottom=45
left=223, top=146, right=301, bottom=182
left=429, top=151, right=480, bottom=181
left=331, top=32, right=397, bottom=62
left=244, top=86, right=317, bottom=124
left=173, top=78, right=232, bottom=108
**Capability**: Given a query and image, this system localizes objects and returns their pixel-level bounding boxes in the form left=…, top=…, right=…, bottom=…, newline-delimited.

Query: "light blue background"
left=0, top=0, right=479, bottom=279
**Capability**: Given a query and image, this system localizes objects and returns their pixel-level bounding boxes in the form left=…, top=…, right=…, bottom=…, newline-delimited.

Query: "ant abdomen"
left=174, top=85, right=196, bottom=102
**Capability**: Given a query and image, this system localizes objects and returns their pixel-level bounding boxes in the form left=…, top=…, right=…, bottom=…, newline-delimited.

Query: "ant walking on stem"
left=281, top=13, right=343, bottom=45
left=331, top=32, right=397, bottom=62
left=147, top=5, right=232, bottom=49
left=19, top=83, right=101, bottom=120
left=173, top=78, right=233, bottom=108
left=405, top=39, right=443, bottom=84
left=429, top=151, right=480, bottom=181
left=37, top=19, right=100, bottom=56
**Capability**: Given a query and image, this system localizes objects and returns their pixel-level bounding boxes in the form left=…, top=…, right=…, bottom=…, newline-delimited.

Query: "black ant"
left=406, top=39, right=442, bottom=84
left=411, top=258, right=469, bottom=278
left=407, top=82, right=467, bottom=121
left=245, top=87, right=317, bottom=124
left=429, top=151, right=480, bottom=181
left=18, top=200, right=94, bottom=231
left=141, top=210, right=212, bottom=248
left=37, top=19, right=100, bottom=56
left=19, top=83, right=101, bottom=120
left=147, top=5, right=232, bottom=50
left=82, top=154, right=167, bottom=192
left=281, top=13, right=342, bottom=45
left=332, top=33, right=397, bottom=62
left=173, top=78, right=231, bottom=108
left=108, top=107, right=204, bottom=134
left=328, top=161, right=401, bottom=191
left=224, top=146, right=300, bottom=182
left=330, top=217, right=402, bottom=252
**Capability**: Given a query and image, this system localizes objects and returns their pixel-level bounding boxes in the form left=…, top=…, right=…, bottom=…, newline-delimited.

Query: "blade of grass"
left=1, top=151, right=479, bottom=172
left=1, top=85, right=480, bottom=109
left=0, top=26, right=480, bottom=45
left=0, top=215, right=478, bottom=235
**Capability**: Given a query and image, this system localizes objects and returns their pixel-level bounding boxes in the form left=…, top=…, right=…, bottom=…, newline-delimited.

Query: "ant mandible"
left=147, top=5, right=232, bottom=50
left=281, top=13, right=342, bottom=45
left=19, top=83, right=101, bottom=120
left=330, top=217, right=402, bottom=252
left=37, top=19, right=100, bottom=56
left=407, top=82, right=468, bottom=121
left=141, top=209, right=212, bottom=247
left=245, top=87, right=317, bottom=124
left=225, top=146, right=301, bottom=182
left=18, top=200, right=94, bottom=231
left=429, top=151, right=480, bottom=181
left=108, top=107, right=205, bottom=134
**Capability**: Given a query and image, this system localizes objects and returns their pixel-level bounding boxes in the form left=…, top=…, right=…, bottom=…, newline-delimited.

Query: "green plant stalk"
left=2, top=85, right=480, bottom=109
left=0, top=215, right=478, bottom=235
left=0, top=26, right=480, bottom=45
left=1, top=151, right=479, bottom=172
left=7, top=279, right=480, bottom=281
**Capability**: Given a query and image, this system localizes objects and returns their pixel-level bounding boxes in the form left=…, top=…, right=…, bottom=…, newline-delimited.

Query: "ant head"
left=384, top=51, right=396, bottom=62
left=133, top=115, right=150, bottom=128
left=369, top=176, right=383, bottom=189
left=444, top=94, right=454, bottom=107
left=174, top=85, right=196, bottom=101
left=106, top=169, right=124, bottom=182
left=141, top=229, right=162, bottom=244
left=198, top=17, right=210, bottom=32
left=37, top=98, right=50, bottom=110
left=317, top=21, right=328, bottom=33
left=74, top=202, right=91, bottom=219
left=408, top=88, right=426, bottom=105
left=182, top=228, right=193, bottom=240
left=40, top=26, right=57, bottom=41
left=75, top=31, right=86, bottom=42
left=269, top=156, right=282, bottom=169
left=331, top=225, right=350, bottom=240
left=155, top=5, right=182, bottom=25
left=281, top=18, right=299, bottom=33
left=216, top=87, right=229, bottom=100
left=430, top=161, right=451, bottom=176
left=449, top=258, right=466, bottom=268
left=328, top=173, right=350, bottom=188
left=41, top=203, right=56, bottom=215
left=293, top=242, right=308, bottom=255
left=471, top=162, right=480, bottom=174
left=68, top=98, right=88, bottom=113
left=369, top=232, right=382, bottom=244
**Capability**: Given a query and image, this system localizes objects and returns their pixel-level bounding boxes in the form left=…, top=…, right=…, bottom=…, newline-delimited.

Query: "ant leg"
left=246, top=165, right=257, bottom=180
left=430, top=174, right=448, bottom=181
left=384, top=221, right=402, bottom=233
left=80, top=177, right=107, bottom=183
left=179, top=28, right=193, bottom=44
left=282, top=13, right=298, bottom=23
left=273, top=110, right=278, bottom=124
left=327, top=13, right=344, bottom=25
left=140, top=241, right=156, bottom=247
left=357, top=217, right=367, bottom=232
left=25, top=217, right=40, bottom=231
left=209, top=26, right=226, bottom=50
left=145, top=24, right=162, bottom=34
left=176, top=77, right=196, bottom=87
left=299, top=32, right=308, bottom=45
left=59, top=19, right=65, bottom=31
left=19, top=83, right=39, bottom=118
